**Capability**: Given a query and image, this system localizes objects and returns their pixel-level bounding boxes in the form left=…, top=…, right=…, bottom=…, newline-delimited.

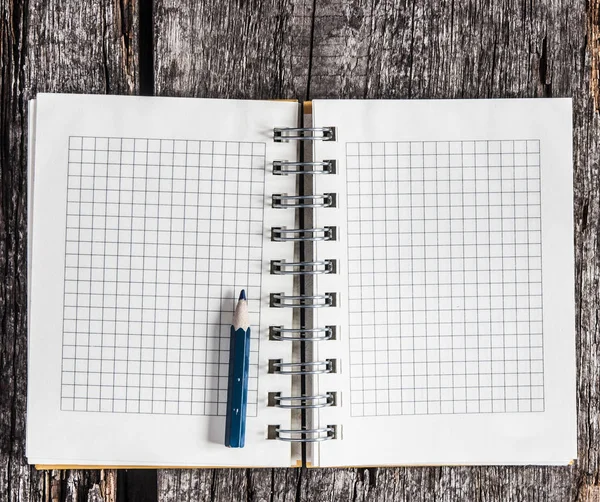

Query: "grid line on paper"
left=408, top=143, right=416, bottom=415
left=500, top=141, right=507, bottom=412
left=459, top=142, right=467, bottom=414
left=207, top=140, right=215, bottom=416
left=383, top=142, right=391, bottom=416
left=61, top=136, right=266, bottom=416
left=396, top=144, right=403, bottom=415
left=434, top=141, right=442, bottom=413
left=113, top=138, right=122, bottom=412
left=346, top=140, right=544, bottom=417
left=152, top=138, right=163, bottom=412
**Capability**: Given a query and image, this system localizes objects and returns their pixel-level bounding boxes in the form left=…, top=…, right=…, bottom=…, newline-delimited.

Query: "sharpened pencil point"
left=239, top=289, right=246, bottom=301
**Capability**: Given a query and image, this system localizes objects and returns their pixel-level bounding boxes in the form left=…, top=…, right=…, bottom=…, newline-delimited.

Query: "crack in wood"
left=589, top=0, right=600, bottom=111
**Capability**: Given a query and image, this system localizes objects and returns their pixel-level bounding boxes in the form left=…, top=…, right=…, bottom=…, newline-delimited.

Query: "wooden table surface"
left=1, top=1, right=598, bottom=500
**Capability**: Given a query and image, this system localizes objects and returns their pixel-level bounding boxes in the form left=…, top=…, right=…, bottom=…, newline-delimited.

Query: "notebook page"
left=312, top=99, right=576, bottom=466
left=27, top=94, right=297, bottom=467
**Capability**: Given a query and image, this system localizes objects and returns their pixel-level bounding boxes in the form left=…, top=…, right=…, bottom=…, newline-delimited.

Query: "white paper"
left=312, top=99, right=576, bottom=466
left=27, top=94, right=298, bottom=467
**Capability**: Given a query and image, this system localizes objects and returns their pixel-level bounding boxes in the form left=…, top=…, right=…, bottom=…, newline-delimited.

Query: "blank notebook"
left=27, top=94, right=576, bottom=467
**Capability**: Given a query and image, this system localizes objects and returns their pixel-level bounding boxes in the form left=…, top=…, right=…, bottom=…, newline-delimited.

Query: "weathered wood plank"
left=294, top=466, right=579, bottom=502
left=153, top=0, right=311, bottom=98
left=308, top=0, right=570, bottom=100
left=157, top=468, right=301, bottom=502
left=0, top=0, right=138, bottom=501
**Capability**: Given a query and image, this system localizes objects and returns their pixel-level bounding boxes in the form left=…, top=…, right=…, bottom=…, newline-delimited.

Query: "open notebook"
left=27, top=94, right=576, bottom=467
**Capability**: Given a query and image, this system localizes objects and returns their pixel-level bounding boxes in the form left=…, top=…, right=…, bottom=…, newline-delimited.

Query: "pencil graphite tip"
left=233, top=290, right=250, bottom=330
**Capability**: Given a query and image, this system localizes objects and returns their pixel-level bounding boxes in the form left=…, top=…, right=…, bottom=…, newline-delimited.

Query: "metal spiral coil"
left=268, top=359, right=336, bottom=375
left=268, top=392, right=337, bottom=409
left=273, top=126, right=336, bottom=142
left=271, top=226, right=337, bottom=242
left=272, top=193, right=336, bottom=208
left=270, top=259, right=336, bottom=276
left=268, top=425, right=337, bottom=442
left=270, top=123, right=340, bottom=446
left=273, top=160, right=337, bottom=175
left=268, top=326, right=336, bottom=341
left=270, top=293, right=337, bottom=308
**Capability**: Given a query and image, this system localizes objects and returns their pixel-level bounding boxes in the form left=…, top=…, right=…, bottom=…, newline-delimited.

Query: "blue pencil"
left=225, top=289, right=251, bottom=448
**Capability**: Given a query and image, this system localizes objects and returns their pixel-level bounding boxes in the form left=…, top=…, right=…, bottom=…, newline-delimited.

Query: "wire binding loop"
left=268, top=392, right=337, bottom=409
left=268, top=425, right=337, bottom=442
left=271, top=226, right=337, bottom=242
left=268, top=359, right=336, bottom=375
left=269, top=326, right=336, bottom=341
left=272, top=160, right=337, bottom=175
left=270, top=293, right=336, bottom=308
left=272, top=193, right=336, bottom=208
left=273, top=127, right=337, bottom=142
left=270, top=260, right=336, bottom=275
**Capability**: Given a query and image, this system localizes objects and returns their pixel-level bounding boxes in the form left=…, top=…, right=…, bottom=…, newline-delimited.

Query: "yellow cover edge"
left=36, top=459, right=573, bottom=470
left=36, top=464, right=290, bottom=470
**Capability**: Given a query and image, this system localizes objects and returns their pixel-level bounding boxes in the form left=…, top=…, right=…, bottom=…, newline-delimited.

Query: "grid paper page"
left=346, top=140, right=543, bottom=417
left=311, top=98, right=575, bottom=467
left=61, top=136, right=264, bottom=417
left=28, top=94, right=298, bottom=467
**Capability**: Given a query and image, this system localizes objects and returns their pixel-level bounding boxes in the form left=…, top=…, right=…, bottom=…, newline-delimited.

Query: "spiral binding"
left=271, top=226, right=337, bottom=242
left=269, top=125, right=339, bottom=444
left=273, top=126, right=336, bottom=142
left=268, top=392, right=336, bottom=409
left=273, top=160, right=337, bottom=175
left=269, top=326, right=336, bottom=341
left=272, top=193, right=336, bottom=208
left=271, top=259, right=336, bottom=275
left=268, top=425, right=337, bottom=442
left=269, top=359, right=336, bottom=375
left=270, top=293, right=336, bottom=308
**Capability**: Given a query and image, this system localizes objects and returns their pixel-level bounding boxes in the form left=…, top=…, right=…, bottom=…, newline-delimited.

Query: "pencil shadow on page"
left=205, top=293, right=235, bottom=445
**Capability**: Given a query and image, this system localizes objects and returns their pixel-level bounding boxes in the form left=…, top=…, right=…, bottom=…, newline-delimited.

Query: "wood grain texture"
left=0, top=0, right=137, bottom=500
left=589, top=0, right=600, bottom=110
left=157, top=468, right=302, bottom=502
left=153, top=0, right=312, bottom=98
left=153, top=0, right=600, bottom=501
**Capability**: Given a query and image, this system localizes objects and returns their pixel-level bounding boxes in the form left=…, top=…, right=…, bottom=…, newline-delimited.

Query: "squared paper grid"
left=61, top=136, right=265, bottom=416
left=346, top=140, right=544, bottom=417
